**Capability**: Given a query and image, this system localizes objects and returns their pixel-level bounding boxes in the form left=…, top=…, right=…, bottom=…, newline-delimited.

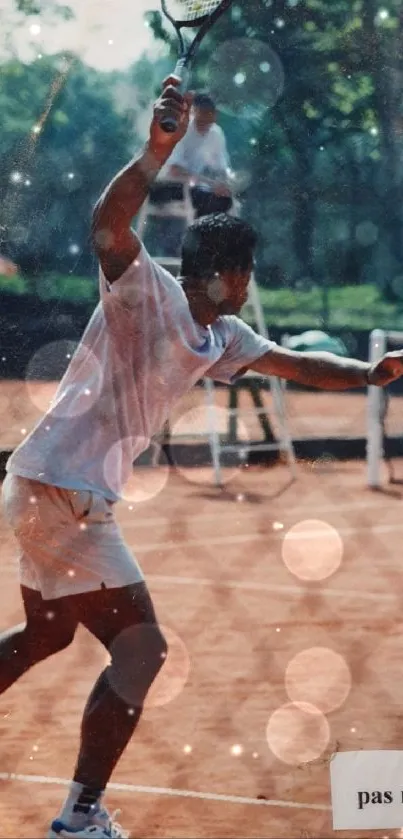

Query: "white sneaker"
left=48, top=809, right=129, bottom=838
left=92, top=809, right=129, bottom=838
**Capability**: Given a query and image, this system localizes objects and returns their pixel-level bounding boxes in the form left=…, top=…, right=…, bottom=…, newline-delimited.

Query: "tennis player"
left=2, top=78, right=403, bottom=839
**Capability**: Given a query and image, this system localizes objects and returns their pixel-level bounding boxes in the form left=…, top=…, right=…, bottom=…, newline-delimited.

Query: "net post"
left=367, top=329, right=386, bottom=488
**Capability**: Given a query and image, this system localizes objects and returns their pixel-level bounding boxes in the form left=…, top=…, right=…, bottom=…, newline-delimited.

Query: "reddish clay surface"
left=1, top=381, right=403, bottom=838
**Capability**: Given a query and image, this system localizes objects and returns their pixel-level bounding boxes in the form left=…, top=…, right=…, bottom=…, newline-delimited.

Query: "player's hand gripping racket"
left=160, top=0, right=234, bottom=133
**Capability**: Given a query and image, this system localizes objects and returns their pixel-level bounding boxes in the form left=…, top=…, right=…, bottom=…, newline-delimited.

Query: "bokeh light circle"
left=226, top=168, right=253, bottom=194
left=266, top=701, right=330, bottom=765
left=170, top=404, right=251, bottom=485
left=106, top=624, right=190, bottom=709
left=25, top=340, right=103, bottom=418
left=104, top=437, right=170, bottom=504
left=285, top=647, right=352, bottom=713
left=207, top=38, right=285, bottom=119
left=281, top=519, right=343, bottom=581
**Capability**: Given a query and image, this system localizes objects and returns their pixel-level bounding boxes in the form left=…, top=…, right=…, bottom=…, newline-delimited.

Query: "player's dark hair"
left=193, top=92, right=216, bottom=111
left=181, top=213, right=257, bottom=280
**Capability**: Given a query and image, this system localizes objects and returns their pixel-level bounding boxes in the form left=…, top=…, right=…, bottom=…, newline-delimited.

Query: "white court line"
left=0, top=772, right=330, bottom=812
left=123, top=498, right=394, bottom=530
left=134, top=521, right=403, bottom=553
left=148, top=573, right=396, bottom=602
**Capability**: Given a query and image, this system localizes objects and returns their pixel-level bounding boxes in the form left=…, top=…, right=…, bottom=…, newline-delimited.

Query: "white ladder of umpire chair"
left=137, top=186, right=296, bottom=484
left=136, top=180, right=194, bottom=270
left=204, top=272, right=297, bottom=486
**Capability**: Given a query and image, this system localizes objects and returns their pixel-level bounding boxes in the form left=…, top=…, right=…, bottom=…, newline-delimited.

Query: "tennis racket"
left=160, top=0, right=235, bottom=133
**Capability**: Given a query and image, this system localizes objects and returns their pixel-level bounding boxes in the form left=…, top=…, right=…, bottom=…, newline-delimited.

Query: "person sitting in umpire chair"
left=144, top=92, right=235, bottom=258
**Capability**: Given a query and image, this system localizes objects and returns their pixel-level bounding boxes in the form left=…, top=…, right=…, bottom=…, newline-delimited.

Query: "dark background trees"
left=2, top=0, right=403, bottom=323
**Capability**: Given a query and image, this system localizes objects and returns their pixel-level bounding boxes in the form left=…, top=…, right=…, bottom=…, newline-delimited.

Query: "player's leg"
left=52, top=581, right=166, bottom=836
left=0, top=585, right=77, bottom=694
left=76, top=580, right=166, bottom=788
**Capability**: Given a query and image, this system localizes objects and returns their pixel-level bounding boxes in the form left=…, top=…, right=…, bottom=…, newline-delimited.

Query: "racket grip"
left=160, top=61, right=191, bottom=134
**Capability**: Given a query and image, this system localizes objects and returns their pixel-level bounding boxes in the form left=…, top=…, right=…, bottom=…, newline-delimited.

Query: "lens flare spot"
left=104, top=438, right=169, bottom=504
left=266, top=701, right=330, bottom=765
left=25, top=340, right=102, bottom=418
left=282, top=519, right=343, bottom=581
left=106, top=624, right=190, bottom=710
left=285, top=647, right=352, bottom=713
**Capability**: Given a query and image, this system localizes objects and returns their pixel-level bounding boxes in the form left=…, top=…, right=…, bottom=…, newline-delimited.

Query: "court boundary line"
left=147, top=573, right=395, bottom=602
left=133, top=521, right=403, bottom=553
left=121, top=498, right=397, bottom=530
left=0, top=772, right=331, bottom=812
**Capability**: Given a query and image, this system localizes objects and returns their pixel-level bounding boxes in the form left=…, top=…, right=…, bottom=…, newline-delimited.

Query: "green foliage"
left=148, top=0, right=403, bottom=299
left=3, top=0, right=403, bottom=326
left=33, top=272, right=97, bottom=303
left=0, top=272, right=28, bottom=294
left=256, top=283, right=403, bottom=330
left=14, top=0, right=72, bottom=16
left=0, top=53, right=136, bottom=277
left=2, top=272, right=401, bottom=331
left=14, top=0, right=73, bottom=18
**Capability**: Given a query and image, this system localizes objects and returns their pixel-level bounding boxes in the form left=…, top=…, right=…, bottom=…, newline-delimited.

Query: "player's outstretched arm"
left=249, top=346, right=403, bottom=390
left=91, top=78, right=192, bottom=284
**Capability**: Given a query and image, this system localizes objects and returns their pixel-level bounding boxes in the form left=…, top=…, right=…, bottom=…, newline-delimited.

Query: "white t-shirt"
left=7, top=247, right=274, bottom=501
left=164, top=119, right=230, bottom=180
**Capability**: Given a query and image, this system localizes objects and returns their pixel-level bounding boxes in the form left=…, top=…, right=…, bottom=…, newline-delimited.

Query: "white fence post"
left=367, top=329, right=386, bottom=488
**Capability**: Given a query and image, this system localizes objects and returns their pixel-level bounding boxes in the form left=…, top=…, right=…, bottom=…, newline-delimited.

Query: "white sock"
left=58, top=781, right=104, bottom=829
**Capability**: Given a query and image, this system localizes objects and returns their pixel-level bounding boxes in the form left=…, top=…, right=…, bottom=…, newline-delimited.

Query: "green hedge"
left=2, top=273, right=403, bottom=330
left=32, top=272, right=97, bottom=303
left=257, top=285, right=403, bottom=331
left=0, top=272, right=97, bottom=304
left=0, top=273, right=28, bottom=295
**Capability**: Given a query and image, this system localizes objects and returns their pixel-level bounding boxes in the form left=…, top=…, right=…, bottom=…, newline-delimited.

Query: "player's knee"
left=138, top=624, right=167, bottom=681
left=109, top=623, right=167, bottom=669
left=108, top=623, right=167, bottom=704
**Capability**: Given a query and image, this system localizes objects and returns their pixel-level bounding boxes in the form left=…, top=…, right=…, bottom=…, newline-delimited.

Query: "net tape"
left=166, top=0, right=222, bottom=22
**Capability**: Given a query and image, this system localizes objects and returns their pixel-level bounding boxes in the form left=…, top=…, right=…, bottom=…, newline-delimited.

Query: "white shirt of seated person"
left=161, top=116, right=231, bottom=183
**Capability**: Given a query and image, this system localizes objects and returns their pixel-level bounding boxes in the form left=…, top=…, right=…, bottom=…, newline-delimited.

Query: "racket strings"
left=166, top=0, right=222, bottom=22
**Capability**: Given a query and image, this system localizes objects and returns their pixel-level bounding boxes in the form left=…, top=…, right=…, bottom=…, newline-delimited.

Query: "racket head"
left=161, top=0, right=227, bottom=27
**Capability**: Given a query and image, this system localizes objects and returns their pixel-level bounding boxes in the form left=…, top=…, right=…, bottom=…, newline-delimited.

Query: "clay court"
left=1, top=380, right=403, bottom=838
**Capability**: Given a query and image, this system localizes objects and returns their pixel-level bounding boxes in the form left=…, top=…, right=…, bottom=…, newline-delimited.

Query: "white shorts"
left=1, top=474, right=144, bottom=600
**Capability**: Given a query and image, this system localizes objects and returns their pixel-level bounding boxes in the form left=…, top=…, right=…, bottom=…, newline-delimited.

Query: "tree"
left=0, top=54, right=136, bottom=278
left=147, top=0, right=403, bottom=306
left=12, top=0, right=71, bottom=13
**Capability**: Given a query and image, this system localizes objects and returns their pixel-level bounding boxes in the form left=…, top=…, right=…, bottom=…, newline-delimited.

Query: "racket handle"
left=160, top=61, right=191, bottom=134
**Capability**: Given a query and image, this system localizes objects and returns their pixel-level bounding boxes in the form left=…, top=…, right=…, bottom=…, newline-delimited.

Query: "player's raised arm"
left=249, top=345, right=403, bottom=390
left=91, top=79, right=192, bottom=284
